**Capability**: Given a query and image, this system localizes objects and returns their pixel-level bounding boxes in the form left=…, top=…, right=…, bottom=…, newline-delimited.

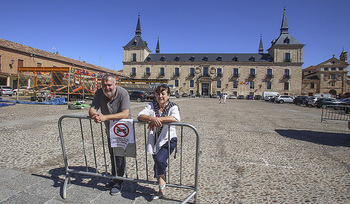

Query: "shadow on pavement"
left=31, top=166, right=175, bottom=202
left=275, top=129, right=350, bottom=147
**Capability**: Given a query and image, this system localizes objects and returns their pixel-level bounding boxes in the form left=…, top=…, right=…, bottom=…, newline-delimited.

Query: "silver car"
left=0, top=85, right=14, bottom=96
left=275, top=95, right=294, bottom=103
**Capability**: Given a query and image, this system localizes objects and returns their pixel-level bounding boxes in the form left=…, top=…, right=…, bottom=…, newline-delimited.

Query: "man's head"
left=101, top=74, right=117, bottom=99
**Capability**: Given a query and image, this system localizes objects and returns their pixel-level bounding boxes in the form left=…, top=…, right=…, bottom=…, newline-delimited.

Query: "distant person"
left=89, top=74, right=131, bottom=196
left=223, top=94, right=227, bottom=104
left=137, top=84, right=180, bottom=200
left=219, top=93, right=223, bottom=103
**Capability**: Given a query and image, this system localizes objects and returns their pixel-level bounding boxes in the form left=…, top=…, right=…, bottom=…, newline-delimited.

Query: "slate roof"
left=144, top=53, right=272, bottom=63
left=0, top=38, right=124, bottom=77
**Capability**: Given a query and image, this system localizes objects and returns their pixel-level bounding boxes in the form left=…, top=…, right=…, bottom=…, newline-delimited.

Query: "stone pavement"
left=0, top=97, right=350, bottom=203
left=0, top=167, right=179, bottom=203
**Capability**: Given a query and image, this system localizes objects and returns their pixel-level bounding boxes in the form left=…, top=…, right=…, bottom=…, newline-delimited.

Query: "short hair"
left=155, top=84, right=170, bottom=95
left=102, top=74, right=116, bottom=83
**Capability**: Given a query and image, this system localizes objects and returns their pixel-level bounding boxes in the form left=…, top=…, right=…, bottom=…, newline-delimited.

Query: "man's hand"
left=91, top=113, right=108, bottom=123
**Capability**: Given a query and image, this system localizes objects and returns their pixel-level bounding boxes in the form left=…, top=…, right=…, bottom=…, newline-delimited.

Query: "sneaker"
left=104, top=181, right=116, bottom=190
left=110, top=183, right=121, bottom=196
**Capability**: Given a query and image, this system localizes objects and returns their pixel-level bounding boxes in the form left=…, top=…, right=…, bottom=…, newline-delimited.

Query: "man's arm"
left=90, top=108, right=129, bottom=123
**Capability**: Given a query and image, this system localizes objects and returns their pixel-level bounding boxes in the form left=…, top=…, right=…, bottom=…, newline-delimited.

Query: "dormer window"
left=146, top=57, right=151, bottom=61
left=174, top=56, right=180, bottom=61
left=202, top=56, right=208, bottom=61
left=132, top=39, right=137, bottom=45
left=249, top=56, right=255, bottom=62
left=189, top=56, right=195, bottom=61
left=284, top=37, right=290, bottom=44
left=216, top=56, right=222, bottom=61
left=232, top=56, right=238, bottom=61
left=160, top=56, right=165, bottom=61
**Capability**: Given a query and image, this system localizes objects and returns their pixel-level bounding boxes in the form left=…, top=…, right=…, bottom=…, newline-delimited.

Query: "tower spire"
left=156, top=37, right=160, bottom=53
left=135, top=13, right=142, bottom=37
left=259, top=35, right=264, bottom=54
left=280, top=7, right=289, bottom=34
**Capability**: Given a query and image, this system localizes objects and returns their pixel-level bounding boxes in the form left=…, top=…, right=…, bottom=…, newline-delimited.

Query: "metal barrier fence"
left=58, top=115, right=200, bottom=203
left=321, top=105, right=350, bottom=123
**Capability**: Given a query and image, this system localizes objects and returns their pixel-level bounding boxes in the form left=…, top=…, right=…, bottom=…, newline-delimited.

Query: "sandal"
left=151, top=183, right=166, bottom=200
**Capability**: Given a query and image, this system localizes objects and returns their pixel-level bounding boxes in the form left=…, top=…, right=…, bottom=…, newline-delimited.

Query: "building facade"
left=0, top=38, right=123, bottom=88
left=123, top=9, right=304, bottom=97
left=302, top=51, right=349, bottom=96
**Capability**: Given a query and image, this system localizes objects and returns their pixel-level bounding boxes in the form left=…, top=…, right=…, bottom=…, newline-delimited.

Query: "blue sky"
left=1, top=0, right=349, bottom=71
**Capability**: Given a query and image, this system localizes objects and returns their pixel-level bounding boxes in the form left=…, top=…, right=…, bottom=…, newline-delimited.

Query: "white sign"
left=109, top=119, right=134, bottom=149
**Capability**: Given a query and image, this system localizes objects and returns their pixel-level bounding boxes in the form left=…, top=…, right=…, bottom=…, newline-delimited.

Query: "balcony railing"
left=283, top=74, right=291, bottom=79
left=249, top=74, right=256, bottom=78
left=130, top=72, right=136, bottom=76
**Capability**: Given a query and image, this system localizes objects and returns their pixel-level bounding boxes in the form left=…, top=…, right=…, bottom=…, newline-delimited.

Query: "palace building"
left=123, top=9, right=304, bottom=97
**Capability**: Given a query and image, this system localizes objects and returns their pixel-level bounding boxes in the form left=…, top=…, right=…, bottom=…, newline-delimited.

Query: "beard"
left=103, top=88, right=116, bottom=99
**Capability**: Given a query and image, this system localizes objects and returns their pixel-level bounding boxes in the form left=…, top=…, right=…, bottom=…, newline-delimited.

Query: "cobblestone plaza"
left=0, top=97, right=349, bottom=203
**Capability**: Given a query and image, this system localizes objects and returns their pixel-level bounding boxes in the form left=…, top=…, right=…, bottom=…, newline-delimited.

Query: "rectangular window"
left=233, top=81, right=238, bottom=89
left=339, top=67, right=343, bottom=71
left=284, top=82, right=289, bottom=90
left=175, top=80, right=179, bottom=87
left=250, top=69, right=255, bottom=77
left=331, top=67, right=336, bottom=71
left=190, top=68, right=195, bottom=76
left=203, top=67, right=209, bottom=76
left=311, top=82, right=315, bottom=89
left=233, top=68, right=239, bottom=77
left=266, top=81, right=271, bottom=90
left=324, top=67, right=329, bottom=71
left=285, top=53, right=291, bottom=62
left=217, top=80, right=221, bottom=88
left=217, top=68, right=222, bottom=77
left=132, top=53, right=136, bottom=61
left=331, top=74, right=336, bottom=80
left=18, top=59, right=24, bottom=67
left=190, top=80, right=194, bottom=87
left=160, top=67, right=165, bottom=76
left=131, top=67, right=136, bottom=76
left=250, top=81, right=254, bottom=89
left=284, top=69, right=290, bottom=78
left=233, top=91, right=237, bottom=96
left=174, top=68, right=180, bottom=76
left=145, top=67, right=150, bottom=75
left=37, top=63, right=42, bottom=67
left=267, top=69, right=272, bottom=77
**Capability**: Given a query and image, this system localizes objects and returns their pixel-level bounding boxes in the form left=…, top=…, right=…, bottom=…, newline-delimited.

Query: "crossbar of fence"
left=58, top=114, right=200, bottom=203
left=321, top=105, right=350, bottom=122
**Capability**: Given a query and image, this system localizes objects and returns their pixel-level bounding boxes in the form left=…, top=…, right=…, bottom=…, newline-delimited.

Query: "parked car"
left=338, top=98, right=350, bottom=113
left=13, top=86, right=29, bottom=94
left=129, top=91, right=146, bottom=102
left=293, top=95, right=309, bottom=105
left=315, top=98, right=340, bottom=108
left=264, top=95, right=274, bottom=101
left=228, top=95, right=237, bottom=99
left=0, top=85, right=13, bottom=96
left=237, top=95, right=245, bottom=99
left=246, top=95, right=253, bottom=100
left=275, top=95, right=294, bottom=103
left=254, top=95, right=262, bottom=100
left=182, top=93, right=188, bottom=97
left=307, top=96, right=320, bottom=107
left=210, top=94, right=218, bottom=98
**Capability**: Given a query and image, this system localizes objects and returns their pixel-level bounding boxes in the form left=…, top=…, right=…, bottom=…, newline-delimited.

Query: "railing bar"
left=133, top=122, right=139, bottom=180
left=79, top=118, right=88, bottom=172
left=100, top=122, right=108, bottom=173
left=180, top=125, right=184, bottom=185
left=144, top=123, right=149, bottom=181
left=89, top=119, right=98, bottom=173
left=167, top=124, right=171, bottom=184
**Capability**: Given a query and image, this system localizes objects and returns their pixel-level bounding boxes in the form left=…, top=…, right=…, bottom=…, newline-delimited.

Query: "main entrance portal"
left=202, top=83, right=209, bottom=96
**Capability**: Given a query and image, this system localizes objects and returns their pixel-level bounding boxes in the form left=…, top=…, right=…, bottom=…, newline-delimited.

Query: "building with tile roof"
left=123, top=9, right=304, bottom=97
left=0, top=38, right=125, bottom=88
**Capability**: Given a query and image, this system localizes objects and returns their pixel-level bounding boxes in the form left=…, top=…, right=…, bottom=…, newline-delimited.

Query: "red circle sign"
left=113, top=123, right=129, bottom=137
